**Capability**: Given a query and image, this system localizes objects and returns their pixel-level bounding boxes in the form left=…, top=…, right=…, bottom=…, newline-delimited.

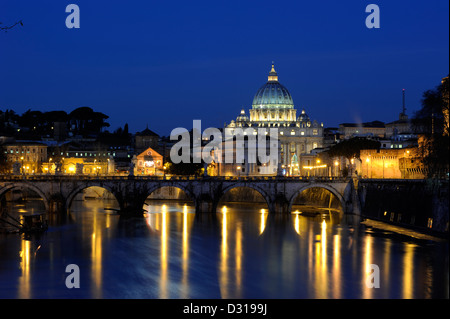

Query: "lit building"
left=339, top=121, right=386, bottom=139
left=41, top=157, right=113, bottom=175
left=225, top=64, right=324, bottom=176
left=135, top=147, right=163, bottom=175
left=360, top=147, right=425, bottom=179
left=135, top=126, right=159, bottom=155
left=3, top=142, right=48, bottom=174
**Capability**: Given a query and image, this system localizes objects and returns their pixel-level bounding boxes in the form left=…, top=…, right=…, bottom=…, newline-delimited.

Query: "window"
left=313, top=129, right=318, bottom=135
left=301, top=131, right=305, bottom=136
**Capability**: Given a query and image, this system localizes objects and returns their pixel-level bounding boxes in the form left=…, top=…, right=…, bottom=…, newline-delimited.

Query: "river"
left=0, top=198, right=448, bottom=298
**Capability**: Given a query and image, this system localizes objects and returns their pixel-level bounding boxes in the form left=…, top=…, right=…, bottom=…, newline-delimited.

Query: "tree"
left=166, top=155, right=203, bottom=176
left=412, top=76, right=449, bottom=178
left=327, top=137, right=381, bottom=162
left=69, top=107, right=110, bottom=136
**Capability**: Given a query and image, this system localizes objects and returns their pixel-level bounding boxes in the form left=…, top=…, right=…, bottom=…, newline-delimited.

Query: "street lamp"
left=316, top=159, right=320, bottom=176
left=334, top=160, right=339, bottom=177
left=20, top=156, right=24, bottom=175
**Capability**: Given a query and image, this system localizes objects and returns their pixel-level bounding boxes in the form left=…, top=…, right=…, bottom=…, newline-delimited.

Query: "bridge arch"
left=215, top=183, right=271, bottom=213
left=145, top=184, right=196, bottom=203
left=0, top=182, right=50, bottom=212
left=288, top=183, right=346, bottom=214
left=65, top=184, right=121, bottom=213
left=143, top=184, right=196, bottom=213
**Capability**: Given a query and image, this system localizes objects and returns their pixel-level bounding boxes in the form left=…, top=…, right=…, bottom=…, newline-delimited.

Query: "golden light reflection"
left=91, top=209, right=103, bottom=298
left=313, top=219, right=328, bottom=298
left=259, top=209, right=268, bottom=235
left=294, top=214, right=300, bottom=235
left=181, top=204, right=190, bottom=298
left=332, top=233, right=341, bottom=298
left=383, top=239, right=392, bottom=292
left=235, top=222, right=242, bottom=297
left=220, top=207, right=228, bottom=298
left=160, top=204, right=168, bottom=298
left=18, top=239, right=31, bottom=299
left=363, top=235, right=374, bottom=299
left=403, top=244, right=415, bottom=299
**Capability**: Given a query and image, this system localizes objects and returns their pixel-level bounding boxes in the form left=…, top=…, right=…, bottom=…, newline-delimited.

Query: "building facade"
left=360, top=147, right=426, bottom=179
left=3, top=142, right=48, bottom=174
left=225, top=64, right=324, bottom=176
left=135, top=147, right=163, bottom=175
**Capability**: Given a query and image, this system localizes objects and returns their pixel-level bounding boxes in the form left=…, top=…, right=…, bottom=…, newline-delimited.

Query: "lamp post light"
left=20, top=156, right=24, bottom=175
left=334, top=160, right=339, bottom=177
left=316, top=159, right=321, bottom=177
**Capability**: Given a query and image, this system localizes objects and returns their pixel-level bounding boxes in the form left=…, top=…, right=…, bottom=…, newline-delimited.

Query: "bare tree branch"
left=0, top=20, right=23, bottom=32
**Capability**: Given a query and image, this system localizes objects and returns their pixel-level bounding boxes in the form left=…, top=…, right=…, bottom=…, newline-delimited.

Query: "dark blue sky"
left=1, top=0, right=448, bottom=135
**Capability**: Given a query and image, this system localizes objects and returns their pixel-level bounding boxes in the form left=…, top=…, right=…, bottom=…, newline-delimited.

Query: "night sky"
left=1, top=0, right=448, bottom=135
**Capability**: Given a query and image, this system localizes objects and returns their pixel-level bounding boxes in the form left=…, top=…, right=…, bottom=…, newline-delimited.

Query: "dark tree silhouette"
left=412, top=76, right=449, bottom=178
left=327, top=137, right=381, bottom=163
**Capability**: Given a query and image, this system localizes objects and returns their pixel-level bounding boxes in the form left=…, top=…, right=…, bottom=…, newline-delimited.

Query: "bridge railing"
left=0, top=173, right=350, bottom=183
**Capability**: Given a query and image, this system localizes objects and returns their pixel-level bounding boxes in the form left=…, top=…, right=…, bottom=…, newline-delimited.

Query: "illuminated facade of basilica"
left=223, top=64, right=324, bottom=176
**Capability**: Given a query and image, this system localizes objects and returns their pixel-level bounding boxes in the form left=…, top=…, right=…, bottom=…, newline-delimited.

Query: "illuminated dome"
left=236, top=109, right=249, bottom=122
left=297, top=109, right=310, bottom=122
left=252, top=64, right=294, bottom=109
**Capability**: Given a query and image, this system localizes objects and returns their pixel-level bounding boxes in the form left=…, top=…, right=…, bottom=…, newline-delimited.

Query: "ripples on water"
left=0, top=199, right=448, bottom=299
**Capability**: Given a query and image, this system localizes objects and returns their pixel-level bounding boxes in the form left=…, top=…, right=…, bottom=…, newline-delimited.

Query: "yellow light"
left=222, top=206, right=227, bottom=214
left=68, top=166, right=75, bottom=172
left=366, top=158, right=370, bottom=163
left=334, top=161, right=339, bottom=166
left=303, top=164, right=327, bottom=169
left=316, top=159, right=321, bottom=164
left=294, top=214, right=300, bottom=235
left=260, top=209, right=267, bottom=235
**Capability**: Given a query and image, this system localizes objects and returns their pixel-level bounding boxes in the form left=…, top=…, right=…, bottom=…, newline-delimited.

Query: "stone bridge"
left=0, top=175, right=359, bottom=216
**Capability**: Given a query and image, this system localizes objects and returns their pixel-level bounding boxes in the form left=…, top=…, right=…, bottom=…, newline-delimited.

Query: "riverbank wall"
left=358, top=179, right=449, bottom=234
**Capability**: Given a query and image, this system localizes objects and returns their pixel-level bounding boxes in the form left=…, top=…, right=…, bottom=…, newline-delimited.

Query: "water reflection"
left=18, top=238, right=31, bottom=299
left=0, top=200, right=448, bottom=299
